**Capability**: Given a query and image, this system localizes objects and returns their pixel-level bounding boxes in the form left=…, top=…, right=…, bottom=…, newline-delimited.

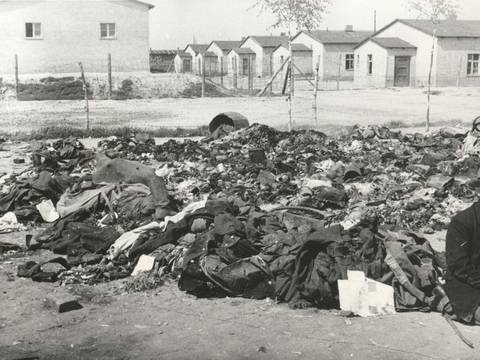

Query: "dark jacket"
left=445, top=201, right=480, bottom=323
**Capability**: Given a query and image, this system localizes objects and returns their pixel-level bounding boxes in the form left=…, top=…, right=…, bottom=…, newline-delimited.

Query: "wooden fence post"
left=282, top=64, right=290, bottom=95
left=78, top=62, right=90, bottom=131
left=14, top=54, right=19, bottom=98
left=201, top=58, right=206, bottom=97
left=313, top=61, right=320, bottom=127
left=337, top=54, right=342, bottom=91
left=248, top=55, right=252, bottom=91
left=456, top=57, right=462, bottom=87
left=108, top=53, right=112, bottom=99
left=258, top=56, right=290, bottom=97
left=233, top=57, right=238, bottom=90
left=220, top=57, right=224, bottom=87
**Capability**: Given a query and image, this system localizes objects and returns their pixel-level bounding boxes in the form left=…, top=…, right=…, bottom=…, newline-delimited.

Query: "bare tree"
left=407, top=0, right=458, bottom=132
left=253, top=0, right=330, bottom=130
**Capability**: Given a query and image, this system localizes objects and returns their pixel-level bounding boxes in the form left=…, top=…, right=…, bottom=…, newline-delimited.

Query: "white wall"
left=184, top=47, right=201, bottom=74
left=436, top=38, right=480, bottom=87
left=273, top=47, right=312, bottom=76
left=354, top=41, right=388, bottom=88
left=385, top=48, right=417, bottom=87
left=0, top=0, right=151, bottom=75
left=355, top=40, right=417, bottom=88
left=240, top=38, right=260, bottom=77
left=227, top=52, right=256, bottom=77
left=207, top=43, right=227, bottom=74
left=292, top=32, right=324, bottom=78
left=174, top=55, right=192, bottom=73
left=379, top=21, right=437, bottom=86
left=323, top=44, right=357, bottom=81
left=272, top=47, right=289, bottom=76
left=199, top=54, right=218, bottom=76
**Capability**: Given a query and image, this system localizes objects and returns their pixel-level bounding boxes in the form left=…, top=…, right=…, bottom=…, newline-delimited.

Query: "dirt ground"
left=1, top=87, right=479, bottom=133
left=0, top=229, right=478, bottom=360
left=0, top=152, right=477, bottom=360
left=1, top=89, right=480, bottom=359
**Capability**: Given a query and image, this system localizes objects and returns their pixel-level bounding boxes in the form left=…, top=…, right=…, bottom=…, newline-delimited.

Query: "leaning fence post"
left=14, top=54, right=19, bottom=98
left=78, top=62, right=90, bottom=131
left=108, top=53, right=112, bottom=99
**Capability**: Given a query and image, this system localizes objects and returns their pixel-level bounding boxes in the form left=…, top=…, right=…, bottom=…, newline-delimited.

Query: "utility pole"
left=374, top=10, right=377, bottom=32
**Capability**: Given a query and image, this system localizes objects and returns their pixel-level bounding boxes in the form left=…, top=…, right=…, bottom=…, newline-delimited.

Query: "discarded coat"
left=93, top=156, right=171, bottom=219
left=445, top=201, right=480, bottom=323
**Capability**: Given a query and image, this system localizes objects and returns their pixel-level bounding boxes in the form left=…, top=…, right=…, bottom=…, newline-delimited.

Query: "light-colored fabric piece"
left=36, top=200, right=60, bottom=222
left=0, top=212, right=21, bottom=233
left=108, top=197, right=209, bottom=260
left=131, top=255, right=156, bottom=276
left=108, top=221, right=163, bottom=260
left=56, top=185, right=116, bottom=218
left=338, top=270, right=396, bottom=317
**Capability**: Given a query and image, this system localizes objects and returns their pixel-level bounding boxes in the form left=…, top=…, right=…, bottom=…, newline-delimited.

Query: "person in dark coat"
left=445, top=201, right=480, bottom=324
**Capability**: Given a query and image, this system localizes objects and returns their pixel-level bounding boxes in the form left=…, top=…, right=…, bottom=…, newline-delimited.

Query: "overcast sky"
left=148, top=0, right=480, bottom=49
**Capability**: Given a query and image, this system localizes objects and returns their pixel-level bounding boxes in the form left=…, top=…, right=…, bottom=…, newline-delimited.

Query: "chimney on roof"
left=345, top=25, right=354, bottom=32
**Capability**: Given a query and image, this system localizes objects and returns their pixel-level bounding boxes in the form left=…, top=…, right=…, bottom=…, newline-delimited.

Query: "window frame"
left=100, top=23, right=116, bottom=40
left=367, top=54, right=373, bottom=75
left=467, top=53, right=480, bottom=76
left=345, top=53, right=354, bottom=71
left=25, top=22, right=42, bottom=40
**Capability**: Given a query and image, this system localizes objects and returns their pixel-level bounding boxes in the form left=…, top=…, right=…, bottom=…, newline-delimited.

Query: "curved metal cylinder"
left=209, top=112, right=250, bottom=133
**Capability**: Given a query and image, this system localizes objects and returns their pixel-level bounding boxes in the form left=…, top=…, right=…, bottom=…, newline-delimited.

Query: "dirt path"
left=1, top=87, right=479, bottom=132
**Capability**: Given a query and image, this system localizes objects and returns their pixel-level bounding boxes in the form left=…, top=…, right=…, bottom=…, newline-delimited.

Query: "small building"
left=184, top=44, right=209, bottom=74
left=206, top=41, right=242, bottom=75
left=150, top=50, right=177, bottom=73
left=239, top=35, right=289, bottom=77
left=354, top=19, right=480, bottom=87
left=197, top=51, right=219, bottom=76
left=174, top=51, right=192, bottom=73
left=354, top=37, right=417, bottom=88
left=227, top=48, right=256, bottom=77
left=0, top=0, right=154, bottom=74
left=292, top=28, right=373, bottom=81
left=272, top=43, right=313, bottom=76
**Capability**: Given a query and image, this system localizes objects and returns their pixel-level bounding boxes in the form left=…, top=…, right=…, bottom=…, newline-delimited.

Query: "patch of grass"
left=17, top=77, right=91, bottom=101
left=423, top=90, right=442, bottom=95
left=179, top=81, right=228, bottom=98
left=124, top=272, right=164, bottom=293
left=383, top=120, right=410, bottom=129
left=0, top=125, right=210, bottom=141
left=384, top=119, right=470, bottom=129
left=112, top=79, right=138, bottom=100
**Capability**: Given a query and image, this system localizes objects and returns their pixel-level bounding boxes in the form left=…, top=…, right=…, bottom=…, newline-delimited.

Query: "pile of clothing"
left=1, top=123, right=475, bottom=312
